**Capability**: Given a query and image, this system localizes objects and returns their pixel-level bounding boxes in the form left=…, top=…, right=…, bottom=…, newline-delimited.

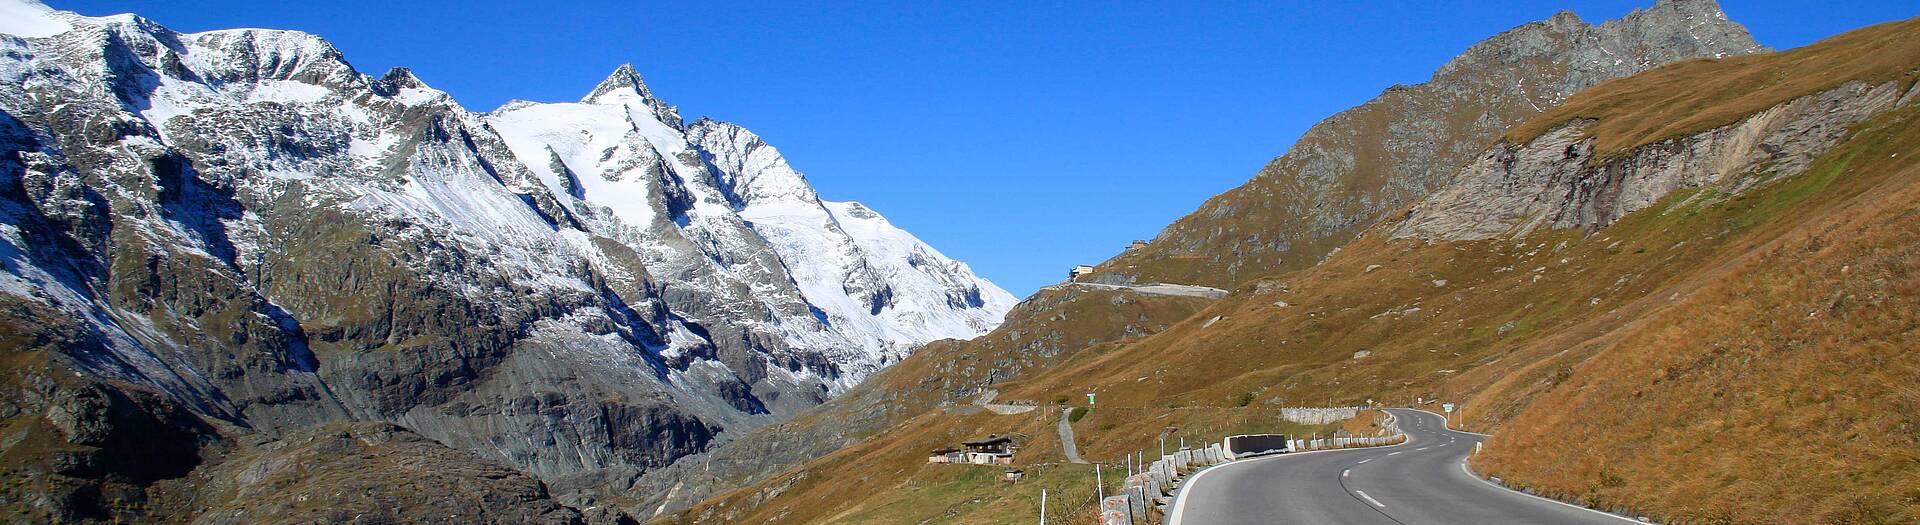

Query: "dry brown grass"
left=1507, top=17, right=1920, bottom=157
left=1476, top=105, right=1920, bottom=524
left=659, top=403, right=1344, bottom=524
left=645, top=286, right=1214, bottom=524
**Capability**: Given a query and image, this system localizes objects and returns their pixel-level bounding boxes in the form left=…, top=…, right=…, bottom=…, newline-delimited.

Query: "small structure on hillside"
left=1069, top=265, right=1096, bottom=282
left=927, top=447, right=962, bottom=464
left=928, top=435, right=1018, bottom=466
left=1128, top=239, right=1148, bottom=250
left=1003, top=468, right=1025, bottom=483
left=962, top=434, right=1017, bottom=465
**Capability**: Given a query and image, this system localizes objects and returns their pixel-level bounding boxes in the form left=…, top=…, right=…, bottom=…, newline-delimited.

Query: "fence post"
left=1039, top=489, right=1047, bottom=525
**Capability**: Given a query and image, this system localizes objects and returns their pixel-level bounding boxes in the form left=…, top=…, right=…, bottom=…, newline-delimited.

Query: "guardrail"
left=1096, top=409, right=1405, bottom=524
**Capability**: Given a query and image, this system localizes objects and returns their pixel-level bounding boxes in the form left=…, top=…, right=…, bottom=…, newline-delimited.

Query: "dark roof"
left=930, top=448, right=960, bottom=454
left=963, top=435, right=1014, bottom=446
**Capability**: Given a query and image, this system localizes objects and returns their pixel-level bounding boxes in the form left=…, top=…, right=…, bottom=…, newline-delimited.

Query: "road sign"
left=1442, top=403, right=1455, bottom=413
left=1087, top=392, right=1096, bottom=405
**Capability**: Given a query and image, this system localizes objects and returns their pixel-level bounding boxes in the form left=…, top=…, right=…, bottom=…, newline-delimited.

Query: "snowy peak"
left=374, top=66, right=425, bottom=91
left=583, top=63, right=682, bottom=128
left=488, top=63, right=1016, bottom=379
left=582, top=63, right=655, bottom=103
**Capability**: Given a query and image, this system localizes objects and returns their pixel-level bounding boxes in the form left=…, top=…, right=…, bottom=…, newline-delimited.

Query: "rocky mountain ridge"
left=0, top=0, right=1010, bottom=520
left=1092, top=0, right=1765, bottom=288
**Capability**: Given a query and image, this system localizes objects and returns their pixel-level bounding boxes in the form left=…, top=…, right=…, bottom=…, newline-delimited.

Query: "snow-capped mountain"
left=0, top=0, right=1011, bottom=515
left=487, top=66, right=1013, bottom=382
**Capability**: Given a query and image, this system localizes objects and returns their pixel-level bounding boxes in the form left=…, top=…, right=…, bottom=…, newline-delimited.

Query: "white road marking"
left=1355, top=490, right=1387, bottom=508
left=1416, top=447, right=1429, bottom=451
left=1167, top=438, right=1412, bottom=525
left=1343, top=469, right=1351, bottom=478
left=1388, top=451, right=1402, bottom=456
left=1357, top=458, right=1372, bottom=464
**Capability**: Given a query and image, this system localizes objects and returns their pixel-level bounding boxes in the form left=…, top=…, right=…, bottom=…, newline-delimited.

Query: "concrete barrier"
left=1222, top=434, right=1292, bottom=459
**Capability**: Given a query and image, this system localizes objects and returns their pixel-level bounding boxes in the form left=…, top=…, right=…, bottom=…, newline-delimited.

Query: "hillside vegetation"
left=627, top=283, right=1214, bottom=517
left=664, top=15, right=1920, bottom=525
left=1508, top=18, right=1920, bottom=156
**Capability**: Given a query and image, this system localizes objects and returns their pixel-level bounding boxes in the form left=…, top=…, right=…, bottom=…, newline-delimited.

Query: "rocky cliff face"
left=0, top=0, right=1011, bottom=520
left=1396, top=79, right=1917, bottom=240
left=1094, top=0, right=1765, bottom=288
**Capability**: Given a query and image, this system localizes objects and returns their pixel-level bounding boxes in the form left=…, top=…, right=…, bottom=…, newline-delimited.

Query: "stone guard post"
left=1101, top=495, right=1133, bottom=525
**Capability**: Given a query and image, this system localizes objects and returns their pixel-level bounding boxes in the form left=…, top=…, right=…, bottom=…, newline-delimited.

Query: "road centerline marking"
left=1343, top=469, right=1351, bottom=478
left=1354, top=490, right=1387, bottom=508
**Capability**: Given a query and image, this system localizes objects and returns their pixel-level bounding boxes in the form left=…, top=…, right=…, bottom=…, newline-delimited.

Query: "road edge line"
left=1166, top=435, right=1415, bottom=525
left=1408, top=407, right=1492, bottom=436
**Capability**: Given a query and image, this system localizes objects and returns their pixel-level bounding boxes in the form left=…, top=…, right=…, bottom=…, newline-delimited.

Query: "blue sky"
left=54, top=1, right=1916, bottom=296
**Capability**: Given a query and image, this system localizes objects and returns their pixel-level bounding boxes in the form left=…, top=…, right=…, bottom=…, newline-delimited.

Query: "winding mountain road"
left=1168, top=409, right=1636, bottom=524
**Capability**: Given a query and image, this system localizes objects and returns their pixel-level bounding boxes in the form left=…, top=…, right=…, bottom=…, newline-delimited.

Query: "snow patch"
left=0, top=0, right=71, bottom=38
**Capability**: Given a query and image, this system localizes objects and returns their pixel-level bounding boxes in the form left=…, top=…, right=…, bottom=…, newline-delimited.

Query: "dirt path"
left=1058, top=408, right=1088, bottom=464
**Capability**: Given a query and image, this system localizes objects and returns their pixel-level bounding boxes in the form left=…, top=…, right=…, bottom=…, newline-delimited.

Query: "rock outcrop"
left=1396, top=80, right=1914, bottom=240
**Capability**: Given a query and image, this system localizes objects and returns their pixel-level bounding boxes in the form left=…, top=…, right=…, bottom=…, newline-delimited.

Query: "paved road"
left=1168, top=409, right=1634, bottom=524
left=1059, top=408, right=1088, bottom=464
left=1045, top=282, right=1229, bottom=299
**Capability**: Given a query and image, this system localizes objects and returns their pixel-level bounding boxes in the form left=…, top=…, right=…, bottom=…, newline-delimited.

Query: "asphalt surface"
left=1060, top=407, right=1088, bottom=464
left=1168, top=408, right=1635, bottom=525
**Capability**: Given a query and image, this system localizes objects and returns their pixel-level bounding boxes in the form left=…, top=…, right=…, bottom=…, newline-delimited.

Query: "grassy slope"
left=663, top=403, right=1358, bottom=525
left=1088, top=25, right=1576, bottom=290
left=1507, top=17, right=1920, bottom=157
left=668, top=17, right=1920, bottom=525
left=635, top=284, right=1214, bottom=520
left=1475, top=105, right=1920, bottom=523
